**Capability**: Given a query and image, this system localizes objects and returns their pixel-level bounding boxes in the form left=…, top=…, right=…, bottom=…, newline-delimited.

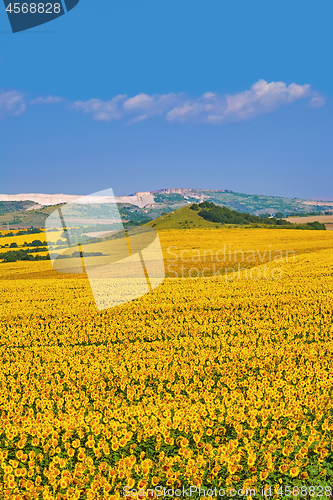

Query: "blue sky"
left=0, top=0, right=332, bottom=199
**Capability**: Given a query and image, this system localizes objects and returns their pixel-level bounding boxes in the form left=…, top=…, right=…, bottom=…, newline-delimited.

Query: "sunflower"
left=260, top=470, right=269, bottom=481
left=290, top=466, right=300, bottom=478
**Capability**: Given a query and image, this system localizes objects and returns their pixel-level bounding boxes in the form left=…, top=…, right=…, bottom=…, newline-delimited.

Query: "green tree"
left=5, top=253, right=17, bottom=262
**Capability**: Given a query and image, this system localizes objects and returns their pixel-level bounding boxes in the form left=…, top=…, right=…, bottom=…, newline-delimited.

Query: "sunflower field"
left=0, top=228, right=333, bottom=500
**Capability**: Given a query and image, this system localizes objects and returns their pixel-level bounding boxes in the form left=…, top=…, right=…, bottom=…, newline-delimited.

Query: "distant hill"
left=143, top=188, right=333, bottom=217
left=146, top=202, right=327, bottom=230
left=0, top=204, right=64, bottom=228
left=1, top=188, right=333, bottom=228
left=0, top=200, right=37, bottom=215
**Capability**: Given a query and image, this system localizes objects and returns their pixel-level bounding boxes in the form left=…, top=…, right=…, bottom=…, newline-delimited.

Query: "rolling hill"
left=145, top=205, right=225, bottom=230
left=145, top=203, right=327, bottom=231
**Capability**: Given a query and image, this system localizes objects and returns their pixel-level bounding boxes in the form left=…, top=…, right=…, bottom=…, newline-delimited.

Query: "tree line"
left=191, top=202, right=326, bottom=230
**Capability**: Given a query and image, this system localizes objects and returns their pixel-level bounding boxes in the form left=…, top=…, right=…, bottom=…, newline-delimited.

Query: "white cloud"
left=71, top=92, right=182, bottom=123
left=202, top=92, right=216, bottom=100
left=123, top=93, right=152, bottom=110
left=126, top=114, right=148, bottom=125
left=122, top=92, right=181, bottom=123
left=71, top=95, right=127, bottom=121
left=0, top=90, right=26, bottom=119
left=309, top=91, right=326, bottom=108
left=166, top=79, right=315, bottom=123
left=30, top=95, right=65, bottom=104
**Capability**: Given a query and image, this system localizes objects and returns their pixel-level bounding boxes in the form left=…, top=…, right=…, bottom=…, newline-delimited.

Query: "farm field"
left=0, top=230, right=58, bottom=250
left=0, top=228, right=333, bottom=499
left=286, top=215, right=333, bottom=231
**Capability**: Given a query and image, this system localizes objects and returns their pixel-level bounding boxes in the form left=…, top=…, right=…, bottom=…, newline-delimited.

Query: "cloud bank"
left=1, top=80, right=326, bottom=124
left=71, top=80, right=325, bottom=124
left=72, top=92, right=181, bottom=123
